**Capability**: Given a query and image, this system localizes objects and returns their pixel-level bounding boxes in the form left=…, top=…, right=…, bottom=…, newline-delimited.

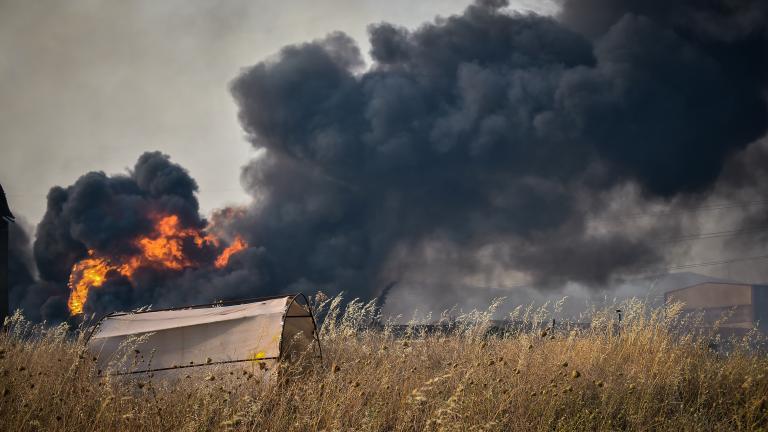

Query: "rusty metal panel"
left=754, top=285, right=768, bottom=332
left=666, top=283, right=756, bottom=328
left=666, top=283, right=752, bottom=309
left=692, top=305, right=753, bottom=328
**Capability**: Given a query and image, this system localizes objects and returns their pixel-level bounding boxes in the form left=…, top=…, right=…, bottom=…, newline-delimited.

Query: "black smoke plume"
left=230, top=0, right=767, bottom=290
left=11, top=152, right=270, bottom=322
left=8, top=0, right=768, bottom=320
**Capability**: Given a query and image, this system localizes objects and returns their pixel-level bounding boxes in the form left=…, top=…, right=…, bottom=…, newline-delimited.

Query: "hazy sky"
left=0, top=0, right=556, bottom=226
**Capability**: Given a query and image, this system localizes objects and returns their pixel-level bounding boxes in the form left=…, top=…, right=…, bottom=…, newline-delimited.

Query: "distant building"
left=1, top=182, right=13, bottom=325
left=665, top=282, right=768, bottom=333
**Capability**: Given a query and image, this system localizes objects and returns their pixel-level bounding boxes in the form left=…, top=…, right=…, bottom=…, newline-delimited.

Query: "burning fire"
left=215, top=236, right=247, bottom=269
left=67, top=254, right=111, bottom=316
left=66, top=214, right=247, bottom=315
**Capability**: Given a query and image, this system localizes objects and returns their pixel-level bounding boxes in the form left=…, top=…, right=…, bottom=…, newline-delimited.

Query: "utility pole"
left=0, top=182, right=14, bottom=327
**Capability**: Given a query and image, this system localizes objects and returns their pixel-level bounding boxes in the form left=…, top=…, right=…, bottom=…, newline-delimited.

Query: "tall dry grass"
left=1, top=296, right=767, bottom=431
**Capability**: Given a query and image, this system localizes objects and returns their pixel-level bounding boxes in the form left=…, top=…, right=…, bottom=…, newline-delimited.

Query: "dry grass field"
left=1, top=296, right=767, bottom=432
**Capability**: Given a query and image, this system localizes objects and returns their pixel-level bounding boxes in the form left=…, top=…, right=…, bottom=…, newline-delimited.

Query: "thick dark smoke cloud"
left=33, top=151, right=205, bottom=280
left=8, top=0, right=768, bottom=320
left=230, top=0, right=767, bottom=291
left=559, top=0, right=767, bottom=194
left=10, top=152, right=265, bottom=322
left=8, top=220, right=42, bottom=322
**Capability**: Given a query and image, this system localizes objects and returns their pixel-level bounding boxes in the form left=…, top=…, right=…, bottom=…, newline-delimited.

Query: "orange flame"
left=66, top=214, right=247, bottom=315
left=136, top=215, right=199, bottom=271
left=67, top=253, right=111, bottom=315
left=215, top=236, right=247, bottom=269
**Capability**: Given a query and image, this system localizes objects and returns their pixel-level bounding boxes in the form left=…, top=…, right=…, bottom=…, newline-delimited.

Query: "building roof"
left=664, top=281, right=755, bottom=296
left=87, top=294, right=321, bottom=375
left=93, top=296, right=293, bottom=339
left=0, top=182, right=14, bottom=223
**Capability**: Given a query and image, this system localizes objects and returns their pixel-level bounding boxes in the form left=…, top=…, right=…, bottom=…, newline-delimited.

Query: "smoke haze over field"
left=5, top=0, right=768, bottom=321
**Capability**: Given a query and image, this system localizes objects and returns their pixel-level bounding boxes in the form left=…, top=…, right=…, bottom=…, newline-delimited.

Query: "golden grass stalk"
left=0, top=298, right=767, bottom=431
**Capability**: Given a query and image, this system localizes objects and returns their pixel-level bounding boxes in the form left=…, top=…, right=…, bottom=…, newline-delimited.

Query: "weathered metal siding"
left=753, top=285, right=768, bottom=333
left=665, top=283, right=754, bottom=329
left=87, top=295, right=320, bottom=377
left=0, top=219, right=8, bottom=325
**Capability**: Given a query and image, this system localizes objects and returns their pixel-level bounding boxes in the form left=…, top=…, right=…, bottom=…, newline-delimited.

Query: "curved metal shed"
left=87, top=294, right=321, bottom=376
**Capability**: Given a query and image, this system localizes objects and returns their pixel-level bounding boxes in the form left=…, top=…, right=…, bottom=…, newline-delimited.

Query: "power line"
left=590, top=199, right=768, bottom=222
left=666, top=254, right=768, bottom=270
left=417, top=252, right=768, bottom=289
left=658, top=225, right=768, bottom=244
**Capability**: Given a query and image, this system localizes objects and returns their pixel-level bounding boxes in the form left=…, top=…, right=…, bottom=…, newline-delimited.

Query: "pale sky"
left=0, top=0, right=557, bottom=226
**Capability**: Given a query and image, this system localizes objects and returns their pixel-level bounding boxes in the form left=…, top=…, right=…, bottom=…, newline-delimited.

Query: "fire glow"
left=215, top=236, right=247, bottom=269
left=66, top=214, right=247, bottom=315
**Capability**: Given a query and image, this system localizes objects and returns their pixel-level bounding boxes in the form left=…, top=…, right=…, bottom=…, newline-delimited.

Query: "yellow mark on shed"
left=249, top=351, right=267, bottom=361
